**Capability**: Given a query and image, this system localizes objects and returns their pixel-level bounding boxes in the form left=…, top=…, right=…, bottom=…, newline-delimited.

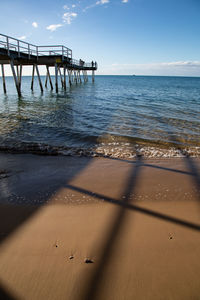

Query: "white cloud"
left=83, top=0, right=109, bottom=11
left=122, top=0, right=129, bottom=3
left=161, top=61, right=200, bottom=67
left=18, top=35, right=26, bottom=40
left=111, top=61, right=200, bottom=68
left=46, top=24, right=63, bottom=32
left=96, top=0, right=109, bottom=4
left=83, top=3, right=96, bottom=11
left=32, top=22, right=38, bottom=28
left=99, top=61, right=200, bottom=76
left=62, top=12, right=77, bottom=24
left=64, top=4, right=76, bottom=10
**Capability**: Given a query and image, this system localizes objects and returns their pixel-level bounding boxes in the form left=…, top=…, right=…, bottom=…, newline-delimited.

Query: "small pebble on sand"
left=85, top=259, right=94, bottom=264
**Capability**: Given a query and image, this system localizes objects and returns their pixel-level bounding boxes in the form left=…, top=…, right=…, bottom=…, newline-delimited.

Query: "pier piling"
left=10, top=60, right=21, bottom=97
left=31, top=65, right=35, bottom=91
left=55, top=63, right=58, bottom=93
left=67, top=70, right=72, bottom=86
left=47, top=66, right=53, bottom=90
left=45, top=70, right=48, bottom=88
left=63, top=66, right=67, bottom=90
left=58, top=67, right=64, bottom=88
left=92, top=70, right=95, bottom=83
left=1, top=64, right=6, bottom=93
left=35, top=65, right=43, bottom=93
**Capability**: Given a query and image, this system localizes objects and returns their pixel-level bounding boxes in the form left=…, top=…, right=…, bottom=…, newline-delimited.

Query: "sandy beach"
left=0, top=153, right=200, bottom=300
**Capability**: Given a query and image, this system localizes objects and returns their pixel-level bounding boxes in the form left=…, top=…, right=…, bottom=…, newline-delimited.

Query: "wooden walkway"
left=0, top=33, right=97, bottom=96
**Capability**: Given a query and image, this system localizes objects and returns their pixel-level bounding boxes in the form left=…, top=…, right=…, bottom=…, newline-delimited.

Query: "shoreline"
left=0, top=142, right=200, bottom=159
left=0, top=153, right=200, bottom=299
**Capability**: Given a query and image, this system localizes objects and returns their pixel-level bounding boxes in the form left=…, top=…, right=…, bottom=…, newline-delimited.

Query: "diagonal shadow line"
left=80, top=156, right=143, bottom=300
left=143, top=162, right=193, bottom=176
left=154, top=125, right=200, bottom=201
left=145, top=101, right=200, bottom=202
left=65, top=184, right=200, bottom=231
left=181, top=154, right=200, bottom=197
left=101, top=155, right=194, bottom=176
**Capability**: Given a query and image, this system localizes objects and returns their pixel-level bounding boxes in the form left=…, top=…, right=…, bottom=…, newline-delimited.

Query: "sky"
left=0, top=0, right=200, bottom=76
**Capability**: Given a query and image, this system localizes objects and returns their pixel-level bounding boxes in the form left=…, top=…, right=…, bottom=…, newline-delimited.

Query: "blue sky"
left=1, top=0, right=200, bottom=75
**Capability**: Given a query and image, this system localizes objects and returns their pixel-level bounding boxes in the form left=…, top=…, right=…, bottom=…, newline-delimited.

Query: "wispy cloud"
left=32, top=22, right=38, bottom=28
left=161, top=61, right=200, bottom=67
left=64, top=4, right=76, bottom=10
left=46, top=24, right=63, bottom=32
left=62, top=12, right=77, bottom=24
left=96, top=0, right=109, bottom=4
left=103, top=61, right=200, bottom=75
left=112, top=61, right=200, bottom=68
left=83, top=0, right=109, bottom=12
left=18, top=35, right=26, bottom=40
left=122, top=0, right=129, bottom=3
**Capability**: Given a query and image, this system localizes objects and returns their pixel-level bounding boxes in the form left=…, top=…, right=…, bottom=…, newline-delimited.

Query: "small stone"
left=69, top=255, right=74, bottom=260
left=169, top=236, right=173, bottom=240
left=85, top=259, right=94, bottom=264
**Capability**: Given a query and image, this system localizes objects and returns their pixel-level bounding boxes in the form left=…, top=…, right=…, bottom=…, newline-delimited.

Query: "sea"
left=0, top=75, right=199, bottom=158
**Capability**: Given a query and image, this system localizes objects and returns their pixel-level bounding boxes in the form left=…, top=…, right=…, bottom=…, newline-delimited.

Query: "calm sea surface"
left=0, top=75, right=199, bottom=157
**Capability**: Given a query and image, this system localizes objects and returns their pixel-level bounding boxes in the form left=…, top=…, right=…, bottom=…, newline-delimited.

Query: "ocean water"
left=0, top=75, right=199, bottom=158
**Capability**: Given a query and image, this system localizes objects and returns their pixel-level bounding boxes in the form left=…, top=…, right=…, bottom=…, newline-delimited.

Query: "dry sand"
left=0, top=153, right=200, bottom=300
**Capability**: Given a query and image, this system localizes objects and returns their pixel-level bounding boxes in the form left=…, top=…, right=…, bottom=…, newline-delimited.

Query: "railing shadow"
left=148, top=111, right=200, bottom=201
left=180, top=152, right=200, bottom=197
left=81, top=155, right=143, bottom=300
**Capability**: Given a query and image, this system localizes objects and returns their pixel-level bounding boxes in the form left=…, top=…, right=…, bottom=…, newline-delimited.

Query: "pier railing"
left=71, top=59, right=97, bottom=68
left=0, top=33, right=72, bottom=60
left=37, top=45, right=72, bottom=59
left=0, top=33, right=38, bottom=58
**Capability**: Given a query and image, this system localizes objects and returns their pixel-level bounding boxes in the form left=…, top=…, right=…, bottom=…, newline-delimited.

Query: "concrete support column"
left=1, top=64, right=6, bottom=94
left=55, top=63, right=58, bottom=93
left=35, top=65, right=43, bottom=93
left=92, top=70, right=95, bottom=83
left=64, top=66, right=67, bottom=90
left=10, top=60, right=21, bottom=97
left=31, top=65, right=35, bottom=91
left=67, top=69, right=72, bottom=86
left=46, top=66, right=53, bottom=90
left=58, top=67, right=64, bottom=88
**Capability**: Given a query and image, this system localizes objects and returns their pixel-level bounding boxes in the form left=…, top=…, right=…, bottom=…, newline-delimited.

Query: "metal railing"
left=0, top=33, right=97, bottom=69
left=37, top=45, right=72, bottom=60
left=0, top=33, right=38, bottom=59
left=0, top=33, right=72, bottom=60
left=71, top=59, right=97, bottom=68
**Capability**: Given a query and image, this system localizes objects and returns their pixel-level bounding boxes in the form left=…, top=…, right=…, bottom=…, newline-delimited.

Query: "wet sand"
left=0, top=153, right=200, bottom=300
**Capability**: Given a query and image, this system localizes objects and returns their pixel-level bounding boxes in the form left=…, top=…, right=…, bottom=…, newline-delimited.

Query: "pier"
left=0, top=33, right=97, bottom=96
